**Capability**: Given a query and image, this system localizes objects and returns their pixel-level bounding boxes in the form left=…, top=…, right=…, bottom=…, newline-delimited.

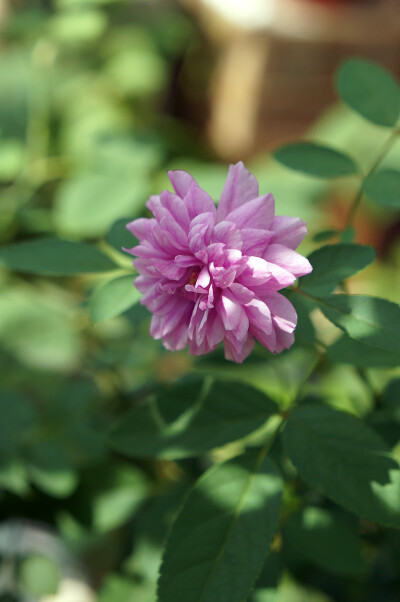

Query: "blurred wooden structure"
left=181, top=0, right=400, bottom=160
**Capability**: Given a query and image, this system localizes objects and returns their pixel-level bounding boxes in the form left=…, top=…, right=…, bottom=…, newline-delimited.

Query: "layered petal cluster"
left=126, top=162, right=312, bottom=363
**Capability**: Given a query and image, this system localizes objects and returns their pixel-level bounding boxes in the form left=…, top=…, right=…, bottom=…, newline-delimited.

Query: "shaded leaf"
left=301, top=244, right=376, bottom=296
left=28, top=440, right=78, bottom=498
left=283, top=507, right=365, bottom=575
left=315, top=294, right=400, bottom=354
left=0, top=238, right=116, bottom=275
left=273, top=142, right=359, bottom=178
left=110, top=379, right=279, bottom=459
left=327, top=333, right=400, bottom=368
left=283, top=405, right=400, bottom=528
left=158, top=451, right=283, bottom=602
left=363, top=169, right=400, bottom=209
left=336, top=59, right=400, bottom=127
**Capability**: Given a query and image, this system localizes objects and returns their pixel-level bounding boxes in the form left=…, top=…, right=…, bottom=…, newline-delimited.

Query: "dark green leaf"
left=158, top=451, right=283, bottom=602
left=363, top=169, right=400, bottom=209
left=110, top=379, right=279, bottom=459
left=327, top=333, right=400, bottom=367
left=283, top=507, right=365, bottom=575
left=301, top=244, right=376, bottom=295
left=0, top=238, right=116, bottom=275
left=313, top=230, right=337, bottom=243
left=107, top=216, right=138, bottom=253
left=28, top=440, right=78, bottom=498
left=383, top=378, right=400, bottom=408
left=315, top=295, right=400, bottom=354
left=0, top=389, right=35, bottom=465
left=283, top=405, right=400, bottom=528
left=89, top=275, right=141, bottom=323
left=336, top=59, right=400, bottom=127
left=251, top=552, right=281, bottom=602
left=273, top=142, right=359, bottom=178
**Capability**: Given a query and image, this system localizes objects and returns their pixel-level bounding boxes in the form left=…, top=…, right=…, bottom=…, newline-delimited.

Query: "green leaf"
left=273, top=142, right=359, bottom=178
left=314, top=295, right=400, bottom=354
left=301, top=244, right=376, bottom=296
left=54, top=173, right=148, bottom=238
left=92, top=465, right=148, bottom=533
left=0, top=237, right=116, bottom=275
left=89, top=275, right=141, bottom=322
left=107, top=216, right=137, bottom=253
left=251, top=552, right=281, bottom=602
left=336, top=59, right=400, bottom=127
left=158, top=451, right=283, bottom=602
left=312, top=230, right=337, bottom=243
left=383, top=378, right=400, bottom=408
left=110, top=379, right=279, bottom=459
left=283, top=507, right=365, bottom=575
left=327, top=333, right=400, bottom=367
left=20, top=555, right=60, bottom=598
left=0, top=389, right=35, bottom=465
left=363, top=169, right=400, bottom=209
left=283, top=405, right=400, bottom=528
left=28, top=440, right=78, bottom=498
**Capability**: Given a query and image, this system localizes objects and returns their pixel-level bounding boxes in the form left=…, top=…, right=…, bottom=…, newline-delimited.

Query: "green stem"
left=344, top=128, right=400, bottom=229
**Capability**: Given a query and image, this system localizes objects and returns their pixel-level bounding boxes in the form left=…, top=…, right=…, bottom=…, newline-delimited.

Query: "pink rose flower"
left=125, top=162, right=312, bottom=363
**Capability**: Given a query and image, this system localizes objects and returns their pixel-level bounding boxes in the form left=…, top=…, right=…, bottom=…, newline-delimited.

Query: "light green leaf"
left=301, top=244, right=376, bottom=295
left=327, top=333, right=400, bottom=367
left=0, top=238, right=116, bottom=275
left=89, top=275, right=141, bottom=323
left=336, top=59, right=400, bottom=127
left=48, top=9, right=108, bottom=45
left=283, top=507, right=365, bottom=575
left=0, top=287, right=82, bottom=371
left=158, top=451, right=283, bottom=602
left=283, top=405, right=400, bottom=528
left=314, top=295, right=400, bottom=354
left=273, top=142, right=359, bottom=178
left=54, top=173, right=148, bottom=238
left=110, top=379, right=279, bottom=459
left=363, top=169, right=400, bottom=208
left=20, top=555, right=60, bottom=598
left=92, top=465, right=148, bottom=532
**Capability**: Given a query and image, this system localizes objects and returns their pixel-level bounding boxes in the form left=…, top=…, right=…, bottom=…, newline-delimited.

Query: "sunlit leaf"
left=283, top=405, right=400, bottom=528
left=20, top=555, right=60, bottom=598
left=54, top=173, right=148, bottom=238
left=89, top=275, right=140, bottom=323
left=301, top=244, right=376, bottom=296
left=110, top=379, right=279, bottom=459
left=363, top=169, right=400, bottom=209
left=273, top=142, right=359, bottom=178
left=158, top=451, right=283, bottom=602
left=336, top=59, right=400, bottom=127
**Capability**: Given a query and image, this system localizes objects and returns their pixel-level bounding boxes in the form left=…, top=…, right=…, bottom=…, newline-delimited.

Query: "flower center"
left=188, top=270, right=199, bottom=286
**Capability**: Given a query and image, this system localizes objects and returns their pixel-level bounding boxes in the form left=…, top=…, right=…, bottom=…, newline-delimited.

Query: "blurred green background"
left=0, top=0, right=399, bottom=600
